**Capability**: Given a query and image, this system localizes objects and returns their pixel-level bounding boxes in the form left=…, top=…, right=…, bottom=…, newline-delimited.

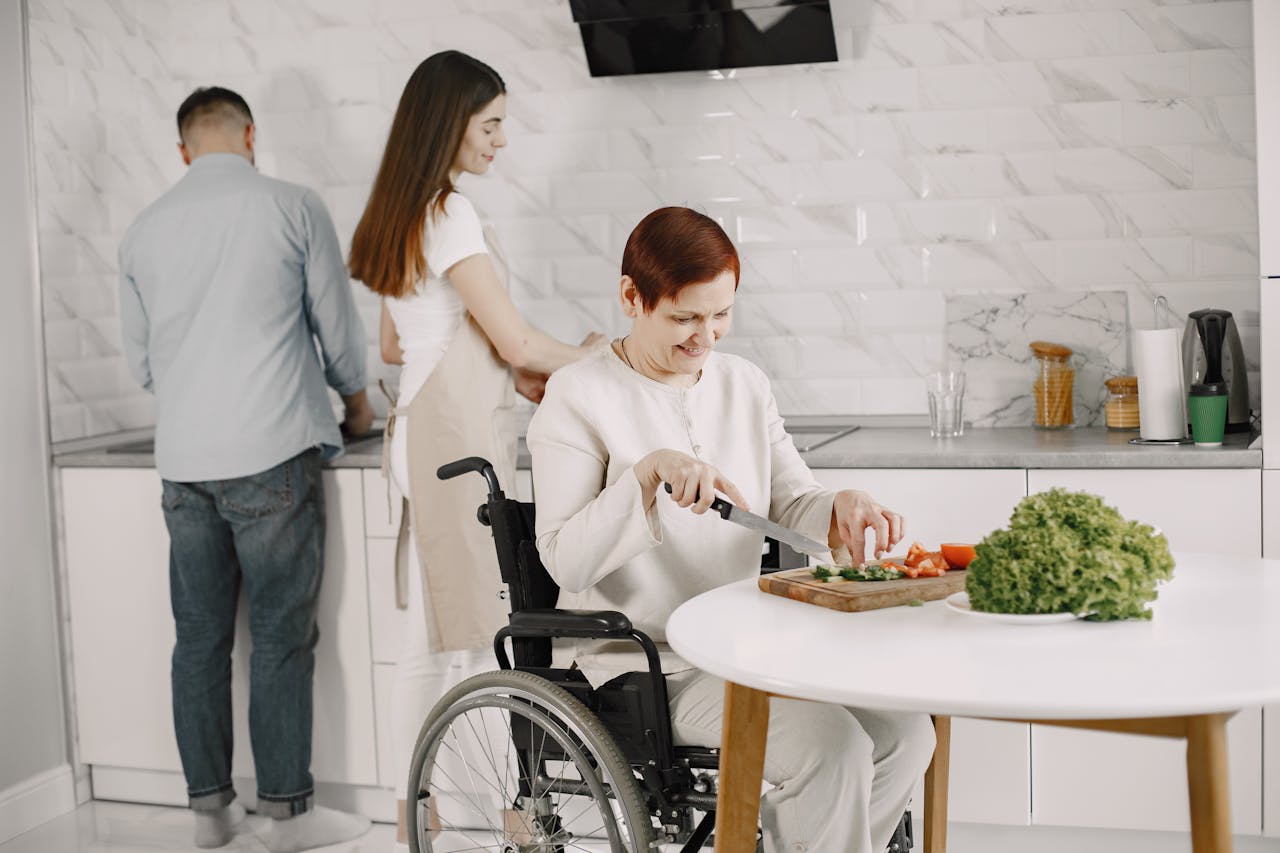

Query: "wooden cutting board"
left=759, top=567, right=966, bottom=612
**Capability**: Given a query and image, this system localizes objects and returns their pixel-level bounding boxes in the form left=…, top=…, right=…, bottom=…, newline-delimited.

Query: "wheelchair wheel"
left=408, top=670, right=657, bottom=852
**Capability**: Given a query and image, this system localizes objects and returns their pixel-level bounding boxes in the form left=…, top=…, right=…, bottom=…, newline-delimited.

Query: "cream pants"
left=666, top=668, right=936, bottom=853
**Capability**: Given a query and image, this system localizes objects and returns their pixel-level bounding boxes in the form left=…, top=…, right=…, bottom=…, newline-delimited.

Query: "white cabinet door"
left=1268, top=704, right=1280, bottom=839
left=1263, top=470, right=1280, bottom=836
left=1264, top=283, right=1280, bottom=471
left=373, top=663, right=398, bottom=792
left=1026, top=469, right=1262, bottom=558
left=814, top=469, right=1031, bottom=826
left=1026, top=468, right=1262, bottom=833
left=361, top=468, right=403, bottom=538
left=63, top=468, right=378, bottom=788
left=366, top=538, right=405, bottom=666
left=64, top=468, right=178, bottom=773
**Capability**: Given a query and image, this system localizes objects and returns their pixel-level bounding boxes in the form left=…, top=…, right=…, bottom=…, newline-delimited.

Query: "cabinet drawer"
left=1026, top=468, right=1261, bottom=557
left=362, top=468, right=404, bottom=538
left=367, top=538, right=408, bottom=666
left=374, top=664, right=397, bottom=791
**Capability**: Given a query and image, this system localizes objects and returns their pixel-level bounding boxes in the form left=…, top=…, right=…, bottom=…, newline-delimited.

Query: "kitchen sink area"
left=104, top=438, right=154, bottom=454
left=785, top=423, right=860, bottom=452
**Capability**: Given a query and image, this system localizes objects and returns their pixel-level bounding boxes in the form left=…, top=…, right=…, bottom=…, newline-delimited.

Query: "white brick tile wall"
left=28, top=0, right=1259, bottom=440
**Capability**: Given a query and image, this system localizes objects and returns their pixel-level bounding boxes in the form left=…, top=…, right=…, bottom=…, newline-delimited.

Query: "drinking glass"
left=927, top=370, right=965, bottom=438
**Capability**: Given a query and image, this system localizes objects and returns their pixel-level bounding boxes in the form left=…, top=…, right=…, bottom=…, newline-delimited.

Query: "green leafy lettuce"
left=965, top=488, right=1174, bottom=620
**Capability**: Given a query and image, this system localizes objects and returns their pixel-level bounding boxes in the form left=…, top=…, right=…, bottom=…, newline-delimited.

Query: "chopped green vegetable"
left=807, top=563, right=906, bottom=582
left=966, top=488, right=1174, bottom=620
left=907, top=598, right=924, bottom=607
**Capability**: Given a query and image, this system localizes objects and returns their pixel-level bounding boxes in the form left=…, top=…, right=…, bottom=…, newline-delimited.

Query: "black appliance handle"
left=1200, top=313, right=1225, bottom=384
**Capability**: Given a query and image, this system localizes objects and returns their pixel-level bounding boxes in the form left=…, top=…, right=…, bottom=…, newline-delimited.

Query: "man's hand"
left=341, top=389, right=375, bottom=438
left=830, top=489, right=904, bottom=564
left=634, top=449, right=748, bottom=514
left=513, top=367, right=549, bottom=404
left=580, top=331, right=608, bottom=351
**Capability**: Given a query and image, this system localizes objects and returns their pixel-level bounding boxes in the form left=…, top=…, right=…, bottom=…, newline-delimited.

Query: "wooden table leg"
left=923, top=714, right=951, bottom=853
left=1186, top=713, right=1232, bottom=853
left=714, top=680, right=770, bottom=853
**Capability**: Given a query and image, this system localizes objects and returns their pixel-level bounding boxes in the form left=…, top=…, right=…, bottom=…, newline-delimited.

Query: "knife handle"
left=662, top=482, right=734, bottom=520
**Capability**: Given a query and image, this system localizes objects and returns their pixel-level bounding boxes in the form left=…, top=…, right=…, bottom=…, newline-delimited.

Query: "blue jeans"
left=161, top=449, right=324, bottom=818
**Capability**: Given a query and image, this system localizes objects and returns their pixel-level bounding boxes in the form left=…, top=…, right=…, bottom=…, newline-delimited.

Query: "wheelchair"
left=406, top=456, right=915, bottom=853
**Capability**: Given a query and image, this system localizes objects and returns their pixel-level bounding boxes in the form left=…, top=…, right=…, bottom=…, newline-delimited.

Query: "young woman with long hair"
left=348, top=50, right=603, bottom=851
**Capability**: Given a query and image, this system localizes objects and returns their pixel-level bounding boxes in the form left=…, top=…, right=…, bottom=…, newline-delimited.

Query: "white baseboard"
left=90, top=766, right=397, bottom=824
left=0, top=764, right=77, bottom=844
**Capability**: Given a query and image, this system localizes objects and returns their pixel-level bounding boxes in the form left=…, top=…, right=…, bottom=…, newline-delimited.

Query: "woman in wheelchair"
left=519, top=207, right=937, bottom=853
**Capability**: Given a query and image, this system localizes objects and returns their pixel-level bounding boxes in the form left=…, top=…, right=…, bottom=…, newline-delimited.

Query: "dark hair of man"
left=176, top=86, right=254, bottom=144
left=349, top=51, right=506, bottom=298
left=622, top=207, right=741, bottom=311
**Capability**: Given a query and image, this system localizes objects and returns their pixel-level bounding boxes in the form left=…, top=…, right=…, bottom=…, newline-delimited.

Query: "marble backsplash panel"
left=25, top=0, right=1260, bottom=441
left=947, top=291, right=1129, bottom=428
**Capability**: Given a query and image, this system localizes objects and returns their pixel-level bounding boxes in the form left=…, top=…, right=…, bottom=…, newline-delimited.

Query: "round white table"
left=665, top=553, right=1280, bottom=853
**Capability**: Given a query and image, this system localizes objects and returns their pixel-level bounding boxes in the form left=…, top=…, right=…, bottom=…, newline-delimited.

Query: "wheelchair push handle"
left=437, top=456, right=505, bottom=500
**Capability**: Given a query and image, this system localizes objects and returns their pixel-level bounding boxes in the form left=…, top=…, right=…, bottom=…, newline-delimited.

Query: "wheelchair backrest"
left=483, top=496, right=559, bottom=668
left=485, top=497, right=559, bottom=613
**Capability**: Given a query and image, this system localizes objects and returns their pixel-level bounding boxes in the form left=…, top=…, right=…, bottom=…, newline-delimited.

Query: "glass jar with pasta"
left=1104, top=375, right=1140, bottom=431
left=1031, top=340, right=1074, bottom=429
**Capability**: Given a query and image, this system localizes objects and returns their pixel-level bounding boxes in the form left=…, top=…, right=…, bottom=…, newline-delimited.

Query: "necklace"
left=617, top=335, right=701, bottom=388
left=617, top=335, right=636, bottom=371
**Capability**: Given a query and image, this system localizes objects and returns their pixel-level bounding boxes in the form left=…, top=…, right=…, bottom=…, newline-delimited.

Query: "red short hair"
left=621, top=207, right=740, bottom=310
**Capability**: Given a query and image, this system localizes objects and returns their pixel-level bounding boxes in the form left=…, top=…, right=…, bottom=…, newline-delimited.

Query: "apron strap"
left=378, top=378, right=412, bottom=611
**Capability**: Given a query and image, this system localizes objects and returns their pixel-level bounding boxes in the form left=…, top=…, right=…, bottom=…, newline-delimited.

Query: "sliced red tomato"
left=884, top=561, right=918, bottom=578
left=940, top=543, right=978, bottom=569
left=903, top=541, right=929, bottom=568
left=914, top=556, right=948, bottom=576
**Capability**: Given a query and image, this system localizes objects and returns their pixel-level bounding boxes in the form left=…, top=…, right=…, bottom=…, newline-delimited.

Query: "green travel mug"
left=1188, top=381, right=1228, bottom=447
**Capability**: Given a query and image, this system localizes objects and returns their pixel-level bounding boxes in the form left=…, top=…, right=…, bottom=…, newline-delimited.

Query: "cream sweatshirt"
left=525, top=346, right=839, bottom=686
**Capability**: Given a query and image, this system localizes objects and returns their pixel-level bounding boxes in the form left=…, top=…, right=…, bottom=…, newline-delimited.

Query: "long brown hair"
left=349, top=51, right=505, bottom=298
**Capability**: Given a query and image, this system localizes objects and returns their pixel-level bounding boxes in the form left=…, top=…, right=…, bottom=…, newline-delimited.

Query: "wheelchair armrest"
left=507, top=608, right=633, bottom=639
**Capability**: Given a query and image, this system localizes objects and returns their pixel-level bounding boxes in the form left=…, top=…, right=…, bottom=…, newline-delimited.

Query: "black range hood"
left=569, top=0, right=838, bottom=77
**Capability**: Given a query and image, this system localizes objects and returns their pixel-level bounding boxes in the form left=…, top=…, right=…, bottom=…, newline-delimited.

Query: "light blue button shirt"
left=119, top=153, right=367, bottom=482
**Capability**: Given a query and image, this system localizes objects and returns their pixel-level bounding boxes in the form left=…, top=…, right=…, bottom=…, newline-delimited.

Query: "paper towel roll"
left=1133, top=328, right=1186, bottom=440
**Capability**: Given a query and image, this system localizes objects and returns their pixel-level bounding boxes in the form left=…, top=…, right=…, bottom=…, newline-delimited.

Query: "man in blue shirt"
left=119, top=87, right=372, bottom=852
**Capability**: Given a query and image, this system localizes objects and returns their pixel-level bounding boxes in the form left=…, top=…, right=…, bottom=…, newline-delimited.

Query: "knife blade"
left=663, top=483, right=831, bottom=560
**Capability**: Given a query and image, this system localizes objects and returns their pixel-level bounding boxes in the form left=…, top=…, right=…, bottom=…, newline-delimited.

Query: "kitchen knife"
left=663, top=483, right=831, bottom=560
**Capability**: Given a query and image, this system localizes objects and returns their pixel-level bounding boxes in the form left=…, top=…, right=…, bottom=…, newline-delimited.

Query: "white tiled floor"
left=4, top=801, right=1280, bottom=853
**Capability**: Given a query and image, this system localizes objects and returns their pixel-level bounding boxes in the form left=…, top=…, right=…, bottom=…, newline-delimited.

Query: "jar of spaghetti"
left=1030, top=341, right=1074, bottom=429
left=1104, top=375, right=1140, bottom=431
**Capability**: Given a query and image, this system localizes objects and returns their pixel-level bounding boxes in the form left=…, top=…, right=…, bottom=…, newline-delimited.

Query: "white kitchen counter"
left=53, top=422, right=1261, bottom=470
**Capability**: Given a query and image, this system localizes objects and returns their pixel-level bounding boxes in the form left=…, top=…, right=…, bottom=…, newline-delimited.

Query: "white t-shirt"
left=385, top=192, right=487, bottom=408
left=525, top=346, right=840, bottom=686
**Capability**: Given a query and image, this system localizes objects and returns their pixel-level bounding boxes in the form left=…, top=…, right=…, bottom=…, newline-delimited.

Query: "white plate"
left=945, top=591, right=1081, bottom=625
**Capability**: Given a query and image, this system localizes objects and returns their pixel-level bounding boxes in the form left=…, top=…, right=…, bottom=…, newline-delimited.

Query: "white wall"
left=0, top=0, right=70, bottom=815
left=27, top=0, right=1259, bottom=437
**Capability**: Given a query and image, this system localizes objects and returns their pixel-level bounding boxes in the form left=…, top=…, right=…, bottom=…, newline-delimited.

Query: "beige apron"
left=386, top=228, right=519, bottom=652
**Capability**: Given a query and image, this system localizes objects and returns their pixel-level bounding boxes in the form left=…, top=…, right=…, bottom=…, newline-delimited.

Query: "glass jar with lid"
left=1104, top=375, right=1140, bottom=431
left=1030, top=340, right=1074, bottom=429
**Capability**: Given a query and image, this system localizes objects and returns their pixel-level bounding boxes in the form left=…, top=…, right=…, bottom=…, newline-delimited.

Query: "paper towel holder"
left=1153, top=295, right=1172, bottom=329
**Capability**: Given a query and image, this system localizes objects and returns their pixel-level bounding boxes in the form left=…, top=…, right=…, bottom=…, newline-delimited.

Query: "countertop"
left=53, top=418, right=1261, bottom=470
